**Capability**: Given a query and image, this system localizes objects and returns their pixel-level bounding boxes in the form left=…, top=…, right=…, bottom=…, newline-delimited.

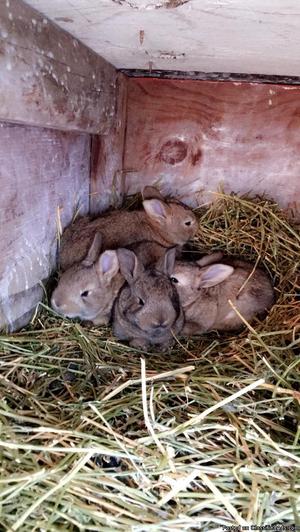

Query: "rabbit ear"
left=82, top=232, right=102, bottom=267
left=142, top=186, right=164, bottom=201
left=198, top=264, right=234, bottom=288
left=96, top=250, right=119, bottom=282
left=117, top=248, right=143, bottom=285
left=197, top=251, right=224, bottom=268
left=143, top=198, right=168, bottom=221
left=156, top=247, right=176, bottom=276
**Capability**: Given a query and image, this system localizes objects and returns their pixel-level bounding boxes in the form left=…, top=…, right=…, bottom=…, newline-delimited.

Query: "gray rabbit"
left=113, top=247, right=184, bottom=350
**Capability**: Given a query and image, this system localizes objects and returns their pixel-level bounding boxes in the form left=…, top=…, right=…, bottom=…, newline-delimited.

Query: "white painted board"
left=25, top=0, right=300, bottom=76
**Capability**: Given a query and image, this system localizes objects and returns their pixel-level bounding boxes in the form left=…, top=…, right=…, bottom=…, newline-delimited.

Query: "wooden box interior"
left=1, top=0, right=299, bottom=330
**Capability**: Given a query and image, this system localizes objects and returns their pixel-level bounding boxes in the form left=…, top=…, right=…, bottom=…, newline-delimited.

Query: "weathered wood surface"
left=0, top=122, right=90, bottom=331
left=0, top=0, right=117, bottom=133
left=121, top=70, right=300, bottom=86
left=26, top=0, right=300, bottom=76
left=123, top=78, right=300, bottom=215
left=90, top=73, right=128, bottom=214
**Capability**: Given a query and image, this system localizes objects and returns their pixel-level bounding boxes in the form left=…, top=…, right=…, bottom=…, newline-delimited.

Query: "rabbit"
left=59, top=185, right=197, bottom=271
left=51, top=233, right=124, bottom=325
left=171, top=257, right=274, bottom=335
left=113, top=247, right=184, bottom=351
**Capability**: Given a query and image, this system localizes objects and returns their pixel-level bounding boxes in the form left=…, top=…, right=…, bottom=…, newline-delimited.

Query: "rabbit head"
left=113, top=247, right=184, bottom=349
left=171, top=260, right=234, bottom=306
left=142, top=187, right=197, bottom=246
left=51, top=233, right=123, bottom=325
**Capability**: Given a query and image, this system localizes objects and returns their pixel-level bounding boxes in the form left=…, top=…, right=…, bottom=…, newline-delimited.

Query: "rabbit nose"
left=152, top=319, right=169, bottom=331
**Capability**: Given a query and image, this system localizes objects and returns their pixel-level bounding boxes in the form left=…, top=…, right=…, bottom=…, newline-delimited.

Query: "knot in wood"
left=159, top=139, right=188, bottom=165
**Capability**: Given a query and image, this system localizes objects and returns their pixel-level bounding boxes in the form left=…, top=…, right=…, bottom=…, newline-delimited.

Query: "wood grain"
left=90, top=73, right=128, bottom=214
left=26, top=0, right=300, bottom=77
left=0, top=122, right=90, bottom=331
left=0, top=0, right=117, bottom=133
left=123, top=78, right=300, bottom=215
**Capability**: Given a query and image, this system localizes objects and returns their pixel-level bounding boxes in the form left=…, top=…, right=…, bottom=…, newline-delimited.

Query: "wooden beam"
left=123, top=78, right=300, bottom=217
left=120, top=69, right=300, bottom=86
left=90, top=73, right=128, bottom=214
left=0, top=0, right=118, bottom=133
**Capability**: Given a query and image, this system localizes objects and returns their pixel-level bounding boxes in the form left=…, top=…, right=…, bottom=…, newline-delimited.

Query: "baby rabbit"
left=113, top=247, right=184, bottom=351
left=171, top=258, right=274, bottom=335
left=51, top=233, right=124, bottom=325
left=59, top=186, right=197, bottom=271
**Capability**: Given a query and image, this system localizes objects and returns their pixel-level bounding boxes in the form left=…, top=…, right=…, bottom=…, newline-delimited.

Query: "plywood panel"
left=123, top=78, right=300, bottom=215
left=90, top=73, right=128, bottom=214
left=26, top=0, right=300, bottom=77
left=0, top=122, right=90, bottom=331
left=0, top=0, right=117, bottom=133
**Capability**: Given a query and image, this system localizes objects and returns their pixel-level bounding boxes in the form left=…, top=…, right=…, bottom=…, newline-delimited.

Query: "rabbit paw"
left=129, top=338, right=150, bottom=351
left=157, top=342, right=173, bottom=353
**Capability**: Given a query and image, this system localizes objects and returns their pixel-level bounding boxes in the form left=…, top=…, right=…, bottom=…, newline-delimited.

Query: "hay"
left=0, top=193, right=299, bottom=531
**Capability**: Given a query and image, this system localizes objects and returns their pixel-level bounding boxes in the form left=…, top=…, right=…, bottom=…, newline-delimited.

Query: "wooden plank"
left=90, top=73, right=128, bottom=214
left=121, top=70, right=300, bottom=86
left=0, top=0, right=117, bottom=133
left=0, top=285, right=44, bottom=332
left=26, top=0, right=300, bottom=77
left=0, top=122, right=90, bottom=331
left=123, top=78, right=300, bottom=215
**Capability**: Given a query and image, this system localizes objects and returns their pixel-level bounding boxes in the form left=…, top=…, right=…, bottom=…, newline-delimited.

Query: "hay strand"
left=0, top=193, right=299, bottom=530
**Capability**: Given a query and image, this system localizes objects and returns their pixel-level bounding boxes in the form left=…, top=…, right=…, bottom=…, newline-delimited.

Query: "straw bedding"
left=0, top=193, right=299, bottom=531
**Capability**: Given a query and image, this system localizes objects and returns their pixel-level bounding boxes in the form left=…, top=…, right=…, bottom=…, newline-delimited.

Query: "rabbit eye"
left=138, top=297, right=145, bottom=306
left=171, top=277, right=179, bottom=284
left=185, top=220, right=192, bottom=226
left=81, top=290, right=90, bottom=298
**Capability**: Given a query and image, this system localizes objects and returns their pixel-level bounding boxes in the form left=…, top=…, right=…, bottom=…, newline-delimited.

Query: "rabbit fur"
left=113, top=247, right=184, bottom=350
left=59, top=186, right=197, bottom=271
left=171, top=257, right=274, bottom=335
left=51, top=233, right=124, bottom=325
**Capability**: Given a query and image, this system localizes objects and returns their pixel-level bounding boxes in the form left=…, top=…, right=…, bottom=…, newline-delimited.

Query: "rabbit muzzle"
left=51, top=293, right=99, bottom=321
left=150, top=319, right=171, bottom=336
left=51, top=294, right=63, bottom=314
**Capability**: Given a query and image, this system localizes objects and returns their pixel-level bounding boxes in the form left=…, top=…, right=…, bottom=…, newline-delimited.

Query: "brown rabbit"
left=59, top=186, right=197, bottom=271
left=171, top=258, right=274, bottom=335
left=113, top=247, right=184, bottom=351
left=51, top=233, right=124, bottom=325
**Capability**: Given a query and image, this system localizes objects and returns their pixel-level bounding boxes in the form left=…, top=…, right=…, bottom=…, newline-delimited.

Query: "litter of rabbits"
left=0, top=193, right=299, bottom=530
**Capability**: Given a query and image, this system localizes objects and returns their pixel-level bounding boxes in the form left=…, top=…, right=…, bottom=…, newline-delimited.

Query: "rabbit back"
left=59, top=186, right=197, bottom=271
left=216, top=261, right=274, bottom=329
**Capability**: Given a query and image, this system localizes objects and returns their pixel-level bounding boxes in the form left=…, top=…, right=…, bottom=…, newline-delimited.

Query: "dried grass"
left=0, top=193, right=299, bottom=531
